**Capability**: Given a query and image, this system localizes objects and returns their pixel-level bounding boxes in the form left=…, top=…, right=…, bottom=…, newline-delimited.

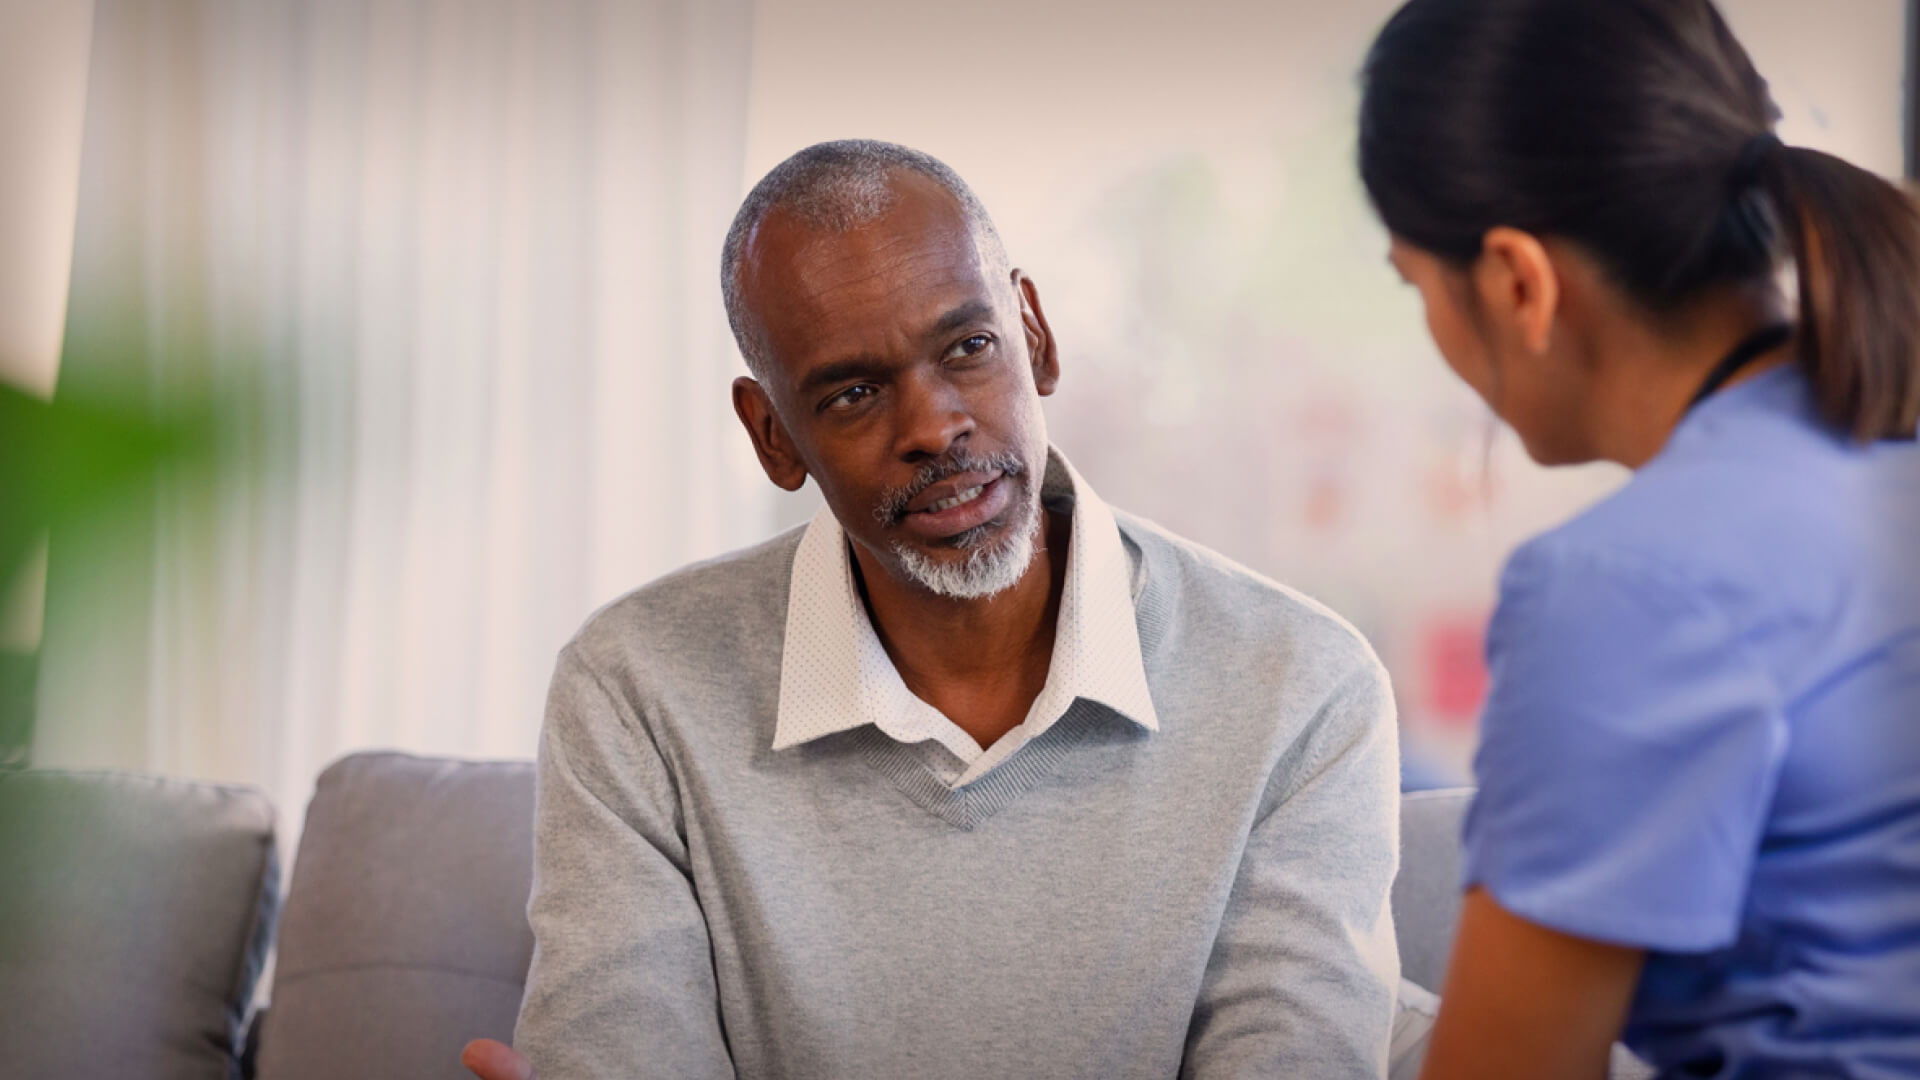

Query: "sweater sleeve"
left=1181, top=657, right=1402, bottom=1080
left=513, top=644, right=735, bottom=1080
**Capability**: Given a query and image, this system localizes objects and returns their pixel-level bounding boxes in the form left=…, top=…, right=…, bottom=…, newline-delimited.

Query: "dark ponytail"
left=1765, top=147, right=1920, bottom=440
left=1359, top=0, right=1920, bottom=442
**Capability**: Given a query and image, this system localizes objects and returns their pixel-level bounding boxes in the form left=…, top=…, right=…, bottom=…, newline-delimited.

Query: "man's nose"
left=893, top=370, right=974, bottom=462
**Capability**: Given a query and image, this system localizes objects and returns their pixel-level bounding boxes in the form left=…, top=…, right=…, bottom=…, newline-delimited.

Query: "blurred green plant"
left=1, top=359, right=224, bottom=760
left=0, top=378, right=218, bottom=590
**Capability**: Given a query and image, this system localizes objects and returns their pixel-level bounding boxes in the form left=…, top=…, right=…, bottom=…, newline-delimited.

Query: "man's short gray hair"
left=720, top=140, right=1010, bottom=381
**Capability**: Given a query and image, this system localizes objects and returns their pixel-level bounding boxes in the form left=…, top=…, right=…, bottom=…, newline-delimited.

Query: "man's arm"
left=509, top=644, right=734, bottom=1079
left=1182, top=659, right=1402, bottom=1079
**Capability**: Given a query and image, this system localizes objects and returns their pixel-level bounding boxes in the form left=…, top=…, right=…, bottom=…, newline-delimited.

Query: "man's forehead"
left=758, top=186, right=987, bottom=295
left=743, top=181, right=1003, bottom=362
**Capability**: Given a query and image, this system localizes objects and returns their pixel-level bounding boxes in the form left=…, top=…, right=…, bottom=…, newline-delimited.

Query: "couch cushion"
left=0, top=768, right=279, bottom=1079
left=256, top=752, right=535, bottom=1080
left=1393, top=787, right=1472, bottom=992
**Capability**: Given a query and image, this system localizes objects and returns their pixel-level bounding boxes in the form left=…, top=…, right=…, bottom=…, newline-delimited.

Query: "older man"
left=464, top=140, right=1401, bottom=1080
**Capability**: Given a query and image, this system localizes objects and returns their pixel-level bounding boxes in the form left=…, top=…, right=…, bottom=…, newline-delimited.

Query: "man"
left=464, top=140, right=1401, bottom=1079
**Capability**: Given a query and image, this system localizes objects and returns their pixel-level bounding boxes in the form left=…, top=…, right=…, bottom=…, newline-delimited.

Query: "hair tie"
left=1729, top=132, right=1783, bottom=190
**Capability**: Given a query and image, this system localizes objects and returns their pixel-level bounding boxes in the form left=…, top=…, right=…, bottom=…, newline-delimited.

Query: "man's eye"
left=823, top=385, right=876, bottom=412
left=943, top=334, right=993, bottom=362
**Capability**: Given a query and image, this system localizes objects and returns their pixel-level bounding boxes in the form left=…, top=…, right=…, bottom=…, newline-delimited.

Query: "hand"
left=462, top=1038, right=535, bottom=1080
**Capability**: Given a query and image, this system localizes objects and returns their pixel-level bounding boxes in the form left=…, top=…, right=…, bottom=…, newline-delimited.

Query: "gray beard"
left=888, top=497, right=1043, bottom=600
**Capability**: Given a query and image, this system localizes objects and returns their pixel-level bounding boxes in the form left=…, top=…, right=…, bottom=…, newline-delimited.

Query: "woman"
left=1358, top=0, right=1920, bottom=1076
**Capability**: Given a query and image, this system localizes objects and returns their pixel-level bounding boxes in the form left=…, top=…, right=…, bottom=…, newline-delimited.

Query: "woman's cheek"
left=1422, top=287, right=1492, bottom=401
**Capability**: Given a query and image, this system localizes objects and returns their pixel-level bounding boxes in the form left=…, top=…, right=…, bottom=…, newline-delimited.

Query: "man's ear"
left=1014, top=269, right=1061, bottom=397
left=732, top=377, right=809, bottom=492
left=1474, top=226, right=1559, bottom=357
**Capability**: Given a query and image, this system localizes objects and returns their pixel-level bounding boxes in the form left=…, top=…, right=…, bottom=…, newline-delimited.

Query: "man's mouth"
left=925, top=484, right=986, bottom=513
left=874, top=450, right=1027, bottom=536
left=896, top=472, right=1015, bottom=542
left=910, top=470, right=1006, bottom=518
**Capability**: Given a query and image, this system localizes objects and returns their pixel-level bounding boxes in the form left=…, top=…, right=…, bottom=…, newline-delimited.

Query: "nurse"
left=1358, top=0, right=1920, bottom=1076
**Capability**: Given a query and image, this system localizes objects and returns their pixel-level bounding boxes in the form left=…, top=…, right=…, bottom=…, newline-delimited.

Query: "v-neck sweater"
left=514, top=509, right=1402, bottom=1080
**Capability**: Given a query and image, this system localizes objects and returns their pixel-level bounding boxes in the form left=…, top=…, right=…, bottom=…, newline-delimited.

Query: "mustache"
left=873, top=449, right=1026, bottom=527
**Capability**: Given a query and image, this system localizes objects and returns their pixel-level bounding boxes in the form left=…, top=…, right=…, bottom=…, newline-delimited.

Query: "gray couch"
left=0, top=769, right=281, bottom=1078
left=0, top=754, right=1475, bottom=1079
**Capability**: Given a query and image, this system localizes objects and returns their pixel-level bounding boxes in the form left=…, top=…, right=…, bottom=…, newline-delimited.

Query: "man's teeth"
left=927, top=484, right=986, bottom=513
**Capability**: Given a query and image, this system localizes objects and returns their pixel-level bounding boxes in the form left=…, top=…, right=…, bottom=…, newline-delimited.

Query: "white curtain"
left=36, top=0, right=766, bottom=837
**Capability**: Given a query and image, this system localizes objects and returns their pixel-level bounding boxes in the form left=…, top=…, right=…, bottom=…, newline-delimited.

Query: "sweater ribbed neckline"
left=848, top=519, right=1173, bottom=831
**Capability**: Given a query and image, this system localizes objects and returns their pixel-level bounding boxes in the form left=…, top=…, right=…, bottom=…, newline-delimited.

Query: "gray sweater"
left=515, top=511, right=1401, bottom=1079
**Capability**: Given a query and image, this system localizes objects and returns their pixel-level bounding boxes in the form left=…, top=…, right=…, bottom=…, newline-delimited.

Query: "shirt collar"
left=772, top=447, right=1159, bottom=753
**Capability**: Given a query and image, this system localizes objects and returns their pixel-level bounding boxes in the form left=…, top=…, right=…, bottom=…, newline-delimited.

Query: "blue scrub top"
left=1462, top=364, right=1920, bottom=1078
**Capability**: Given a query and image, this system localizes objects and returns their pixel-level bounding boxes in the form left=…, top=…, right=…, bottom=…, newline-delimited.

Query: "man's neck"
left=851, top=507, right=1071, bottom=751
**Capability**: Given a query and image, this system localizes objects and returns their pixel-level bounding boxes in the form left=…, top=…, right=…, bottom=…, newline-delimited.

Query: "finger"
left=461, top=1038, right=535, bottom=1080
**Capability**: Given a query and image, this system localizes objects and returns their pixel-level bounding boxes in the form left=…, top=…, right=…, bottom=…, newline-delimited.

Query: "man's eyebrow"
left=796, top=356, right=889, bottom=399
left=793, top=301, right=997, bottom=399
left=926, top=300, right=995, bottom=341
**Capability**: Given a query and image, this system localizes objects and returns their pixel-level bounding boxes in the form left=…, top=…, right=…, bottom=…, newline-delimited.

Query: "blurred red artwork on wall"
left=1421, top=612, right=1490, bottom=729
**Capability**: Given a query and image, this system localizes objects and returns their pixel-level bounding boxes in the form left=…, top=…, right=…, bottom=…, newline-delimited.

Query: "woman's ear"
left=1474, top=226, right=1560, bottom=356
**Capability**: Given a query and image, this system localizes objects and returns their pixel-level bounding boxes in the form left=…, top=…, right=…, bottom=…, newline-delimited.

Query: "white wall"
left=740, top=0, right=1909, bottom=775
left=744, top=0, right=1907, bottom=252
left=1733, top=0, right=1907, bottom=177
left=0, top=0, right=92, bottom=399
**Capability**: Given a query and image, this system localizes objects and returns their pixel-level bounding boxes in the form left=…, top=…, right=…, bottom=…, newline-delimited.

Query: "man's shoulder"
left=1113, top=508, right=1383, bottom=682
left=564, top=525, right=804, bottom=673
left=1113, top=509, right=1395, bottom=811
